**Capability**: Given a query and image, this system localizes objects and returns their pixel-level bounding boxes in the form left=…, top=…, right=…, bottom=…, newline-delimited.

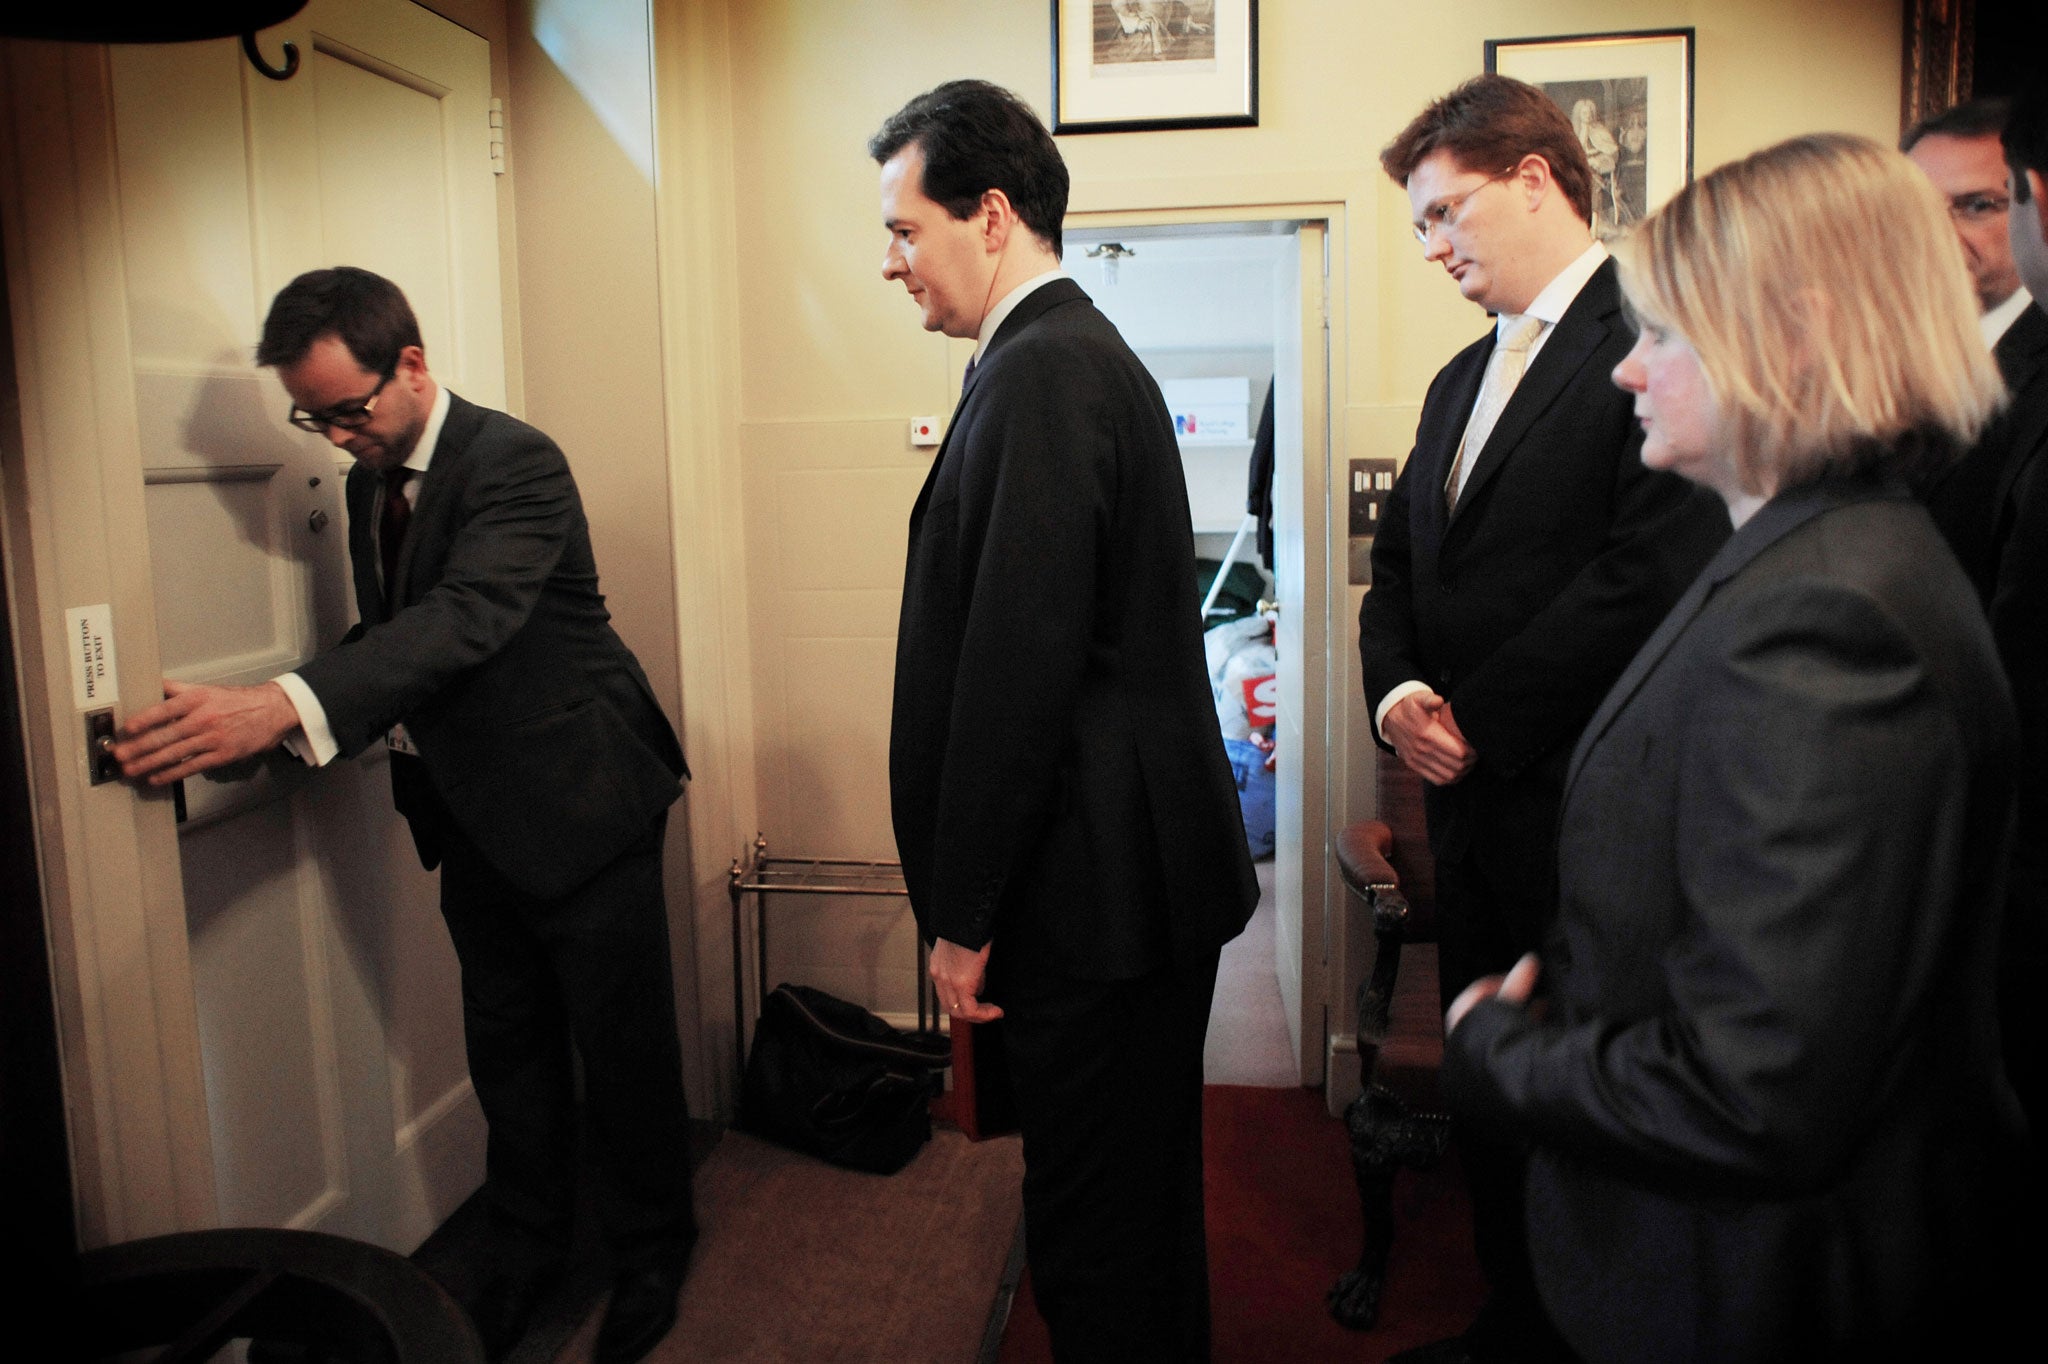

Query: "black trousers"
left=1435, top=824, right=1571, bottom=1361
left=437, top=812, right=696, bottom=1279
left=991, top=947, right=1221, bottom=1363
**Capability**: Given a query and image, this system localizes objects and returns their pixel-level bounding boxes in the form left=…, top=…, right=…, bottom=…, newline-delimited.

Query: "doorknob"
left=308, top=508, right=330, bottom=533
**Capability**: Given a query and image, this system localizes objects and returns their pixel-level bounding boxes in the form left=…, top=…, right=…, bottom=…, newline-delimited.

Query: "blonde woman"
left=1441, top=133, right=2025, bottom=1361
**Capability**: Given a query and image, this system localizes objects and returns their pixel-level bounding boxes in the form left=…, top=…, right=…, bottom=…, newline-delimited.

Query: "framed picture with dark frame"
left=1051, top=1, right=1258, bottom=135
left=1485, top=28, right=1695, bottom=242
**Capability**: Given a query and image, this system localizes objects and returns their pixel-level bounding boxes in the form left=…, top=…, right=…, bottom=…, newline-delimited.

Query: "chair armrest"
left=1335, top=820, right=1397, bottom=897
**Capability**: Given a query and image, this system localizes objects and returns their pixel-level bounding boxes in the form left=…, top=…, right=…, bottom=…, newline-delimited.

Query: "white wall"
left=1068, top=231, right=1287, bottom=536
left=421, top=0, right=717, bottom=1105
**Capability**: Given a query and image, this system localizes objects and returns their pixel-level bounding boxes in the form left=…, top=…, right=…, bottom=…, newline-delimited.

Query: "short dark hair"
left=1900, top=96, right=2012, bottom=153
left=868, top=80, right=1069, bottom=257
left=256, top=266, right=422, bottom=372
left=1381, top=75, right=1595, bottom=225
left=2005, top=89, right=2048, bottom=206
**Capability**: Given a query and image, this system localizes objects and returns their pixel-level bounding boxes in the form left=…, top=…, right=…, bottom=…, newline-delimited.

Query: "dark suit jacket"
left=297, top=393, right=684, bottom=901
left=1446, top=478, right=2024, bottom=1362
left=1921, top=302, right=2048, bottom=601
left=1357, top=259, right=1727, bottom=868
left=1988, top=306, right=2048, bottom=1130
left=889, top=278, right=1258, bottom=982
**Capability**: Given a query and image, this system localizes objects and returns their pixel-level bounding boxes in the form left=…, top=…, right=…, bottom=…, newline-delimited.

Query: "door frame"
left=1063, top=202, right=1347, bottom=1085
left=0, top=38, right=217, bottom=1246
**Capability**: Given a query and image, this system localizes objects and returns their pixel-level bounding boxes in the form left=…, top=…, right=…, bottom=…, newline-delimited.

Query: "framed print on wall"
left=1485, top=28, right=1695, bottom=242
left=1052, top=1, right=1258, bottom=135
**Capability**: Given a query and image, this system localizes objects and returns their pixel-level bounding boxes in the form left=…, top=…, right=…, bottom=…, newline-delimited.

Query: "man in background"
left=1905, top=97, right=2048, bottom=598
left=873, top=80, right=1257, bottom=1359
left=111, top=268, right=696, bottom=1364
left=1907, top=99, right=2032, bottom=326
left=1359, top=76, right=1726, bottom=1363
left=1995, top=86, right=2048, bottom=1203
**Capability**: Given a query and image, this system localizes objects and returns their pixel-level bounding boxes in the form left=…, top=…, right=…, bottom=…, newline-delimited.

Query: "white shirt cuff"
left=1374, top=680, right=1434, bottom=744
left=273, top=672, right=339, bottom=767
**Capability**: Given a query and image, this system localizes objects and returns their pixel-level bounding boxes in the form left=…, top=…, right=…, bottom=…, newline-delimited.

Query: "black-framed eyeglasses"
left=1947, top=191, right=2011, bottom=224
left=1413, top=165, right=1519, bottom=245
left=288, top=368, right=394, bottom=433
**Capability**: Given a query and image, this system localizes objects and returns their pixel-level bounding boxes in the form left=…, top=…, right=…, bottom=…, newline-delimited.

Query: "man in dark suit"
left=112, top=268, right=695, bottom=1364
left=1358, top=76, right=1726, bottom=1363
left=1997, top=88, right=2048, bottom=1188
left=1909, top=95, right=2048, bottom=1155
left=1905, top=98, right=2048, bottom=599
left=871, top=81, right=1257, bottom=1359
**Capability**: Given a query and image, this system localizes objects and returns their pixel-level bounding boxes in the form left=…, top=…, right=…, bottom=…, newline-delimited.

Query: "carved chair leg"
left=1327, top=1085, right=1450, bottom=1330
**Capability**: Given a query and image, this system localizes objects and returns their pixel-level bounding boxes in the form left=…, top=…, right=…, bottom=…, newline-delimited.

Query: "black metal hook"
left=241, top=31, right=300, bottom=81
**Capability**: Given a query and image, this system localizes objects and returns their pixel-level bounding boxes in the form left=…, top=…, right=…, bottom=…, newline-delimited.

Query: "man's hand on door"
left=111, top=678, right=300, bottom=785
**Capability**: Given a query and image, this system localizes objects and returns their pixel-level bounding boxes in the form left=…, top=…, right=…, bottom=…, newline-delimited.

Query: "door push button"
left=85, top=708, right=120, bottom=786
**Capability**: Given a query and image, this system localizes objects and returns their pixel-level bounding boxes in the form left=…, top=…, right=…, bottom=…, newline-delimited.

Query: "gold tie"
left=1446, top=313, right=1545, bottom=514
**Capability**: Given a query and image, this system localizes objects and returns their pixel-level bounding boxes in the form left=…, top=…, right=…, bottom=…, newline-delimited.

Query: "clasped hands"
left=1382, top=689, right=1476, bottom=786
left=108, top=679, right=300, bottom=785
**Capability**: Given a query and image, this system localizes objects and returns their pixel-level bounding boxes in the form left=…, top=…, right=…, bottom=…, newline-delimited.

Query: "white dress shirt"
left=277, top=382, right=450, bottom=766
left=1984, top=285, right=2034, bottom=350
left=974, top=268, right=1067, bottom=365
left=1374, top=241, right=1610, bottom=742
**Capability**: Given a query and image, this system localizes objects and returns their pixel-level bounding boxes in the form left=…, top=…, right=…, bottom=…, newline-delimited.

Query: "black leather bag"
left=741, top=983, right=952, bottom=1174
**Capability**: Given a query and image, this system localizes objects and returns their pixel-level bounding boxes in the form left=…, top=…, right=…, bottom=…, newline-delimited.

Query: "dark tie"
left=380, top=466, right=413, bottom=607
left=962, top=355, right=977, bottom=394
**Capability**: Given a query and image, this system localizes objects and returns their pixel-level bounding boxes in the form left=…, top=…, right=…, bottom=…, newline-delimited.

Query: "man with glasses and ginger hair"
left=1355, top=76, right=1725, bottom=1363
left=110, top=267, right=697, bottom=1364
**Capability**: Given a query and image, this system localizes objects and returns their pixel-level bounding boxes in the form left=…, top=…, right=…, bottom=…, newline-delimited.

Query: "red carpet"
left=999, top=1084, right=1484, bottom=1362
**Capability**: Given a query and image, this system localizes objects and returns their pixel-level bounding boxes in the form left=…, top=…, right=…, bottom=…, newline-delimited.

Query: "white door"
left=1269, top=221, right=1333, bottom=1083
left=5, top=0, right=502, bottom=1249
left=1061, top=214, right=1335, bottom=1083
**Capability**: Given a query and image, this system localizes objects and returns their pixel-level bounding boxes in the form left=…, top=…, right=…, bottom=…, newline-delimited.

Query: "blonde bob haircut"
left=1613, top=132, right=2004, bottom=494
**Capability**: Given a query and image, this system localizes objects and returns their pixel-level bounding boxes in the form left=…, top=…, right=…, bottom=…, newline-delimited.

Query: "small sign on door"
left=65, top=604, right=119, bottom=710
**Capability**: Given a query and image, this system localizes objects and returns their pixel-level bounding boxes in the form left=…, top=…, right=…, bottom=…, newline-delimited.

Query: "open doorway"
left=1061, top=219, right=1332, bottom=1087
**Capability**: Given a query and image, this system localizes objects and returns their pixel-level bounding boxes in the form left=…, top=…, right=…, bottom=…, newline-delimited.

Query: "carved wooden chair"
left=1326, top=758, right=1452, bottom=1330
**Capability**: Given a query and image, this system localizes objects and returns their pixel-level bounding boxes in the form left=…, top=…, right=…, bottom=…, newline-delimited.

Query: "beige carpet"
left=1203, top=858, right=1295, bottom=1085
left=550, top=1127, right=1024, bottom=1363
